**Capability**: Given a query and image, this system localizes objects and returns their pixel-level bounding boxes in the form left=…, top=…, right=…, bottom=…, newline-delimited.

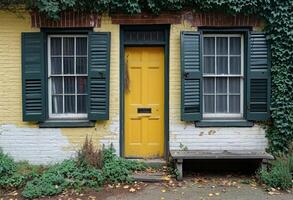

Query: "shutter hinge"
left=184, top=72, right=189, bottom=78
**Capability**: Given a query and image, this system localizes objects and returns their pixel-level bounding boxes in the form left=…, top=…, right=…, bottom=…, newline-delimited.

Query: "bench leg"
left=175, top=159, right=183, bottom=181
left=261, top=159, right=269, bottom=171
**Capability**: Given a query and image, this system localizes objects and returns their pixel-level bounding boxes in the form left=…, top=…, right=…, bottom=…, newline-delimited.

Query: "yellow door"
left=125, top=47, right=164, bottom=158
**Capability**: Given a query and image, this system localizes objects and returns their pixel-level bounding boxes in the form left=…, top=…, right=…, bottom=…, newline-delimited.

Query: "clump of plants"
left=20, top=137, right=146, bottom=199
left=259, top=154, right=293, bottom=190
left=21, top=159, right=104, bottom=199
left=76, top=136, right=103, bottom=169
left=102, top=146, right=146, bottom=183
left=0, top=150, right=41, bottom=189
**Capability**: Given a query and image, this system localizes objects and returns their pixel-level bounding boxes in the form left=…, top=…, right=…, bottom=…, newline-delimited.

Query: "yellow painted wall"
left=169, top=22, right=195, bottom=125
left=0, top=11, right=39, bottom=126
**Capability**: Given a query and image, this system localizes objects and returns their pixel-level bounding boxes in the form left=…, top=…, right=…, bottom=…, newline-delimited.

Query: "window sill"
left=39, top=120, right=95, bottom=128
left=195, top=120, right=253, bottom=127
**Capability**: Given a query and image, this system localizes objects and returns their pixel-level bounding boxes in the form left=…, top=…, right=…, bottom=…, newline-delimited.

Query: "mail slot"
left=137, top=108, right=152, bottom=114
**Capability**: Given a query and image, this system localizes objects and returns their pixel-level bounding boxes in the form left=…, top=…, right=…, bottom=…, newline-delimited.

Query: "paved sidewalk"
left=106, top=177, right=293, bottom=200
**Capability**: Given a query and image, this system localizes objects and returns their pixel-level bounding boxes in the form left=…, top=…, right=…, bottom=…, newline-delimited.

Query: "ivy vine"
left=0, top=0, right=292, bottom=154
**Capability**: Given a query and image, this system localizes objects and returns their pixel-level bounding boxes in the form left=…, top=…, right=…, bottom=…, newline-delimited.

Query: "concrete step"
left=131, top=159, right=167, bottom=169
left=131, top=172, right=168, bottom=182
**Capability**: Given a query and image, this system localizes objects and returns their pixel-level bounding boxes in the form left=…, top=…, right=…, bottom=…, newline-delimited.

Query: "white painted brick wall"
left=169, top=123, right=267, bottom=151
left=0, top=125, right=74, bottom=164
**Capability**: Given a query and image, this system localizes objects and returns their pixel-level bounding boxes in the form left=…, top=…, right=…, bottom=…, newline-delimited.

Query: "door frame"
left=120, top=25, right=170, bottom=159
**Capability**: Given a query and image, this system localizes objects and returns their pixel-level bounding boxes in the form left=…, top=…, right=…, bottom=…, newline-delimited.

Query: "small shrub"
left=22, top=160, right=104, bottom=199
left=77, top=136, right=103, bottom=169
left=102, top=148, right=146, bottom=183
left=259, top=158, right=292, bottom=190
left=0, top=149, right=16, bottom=177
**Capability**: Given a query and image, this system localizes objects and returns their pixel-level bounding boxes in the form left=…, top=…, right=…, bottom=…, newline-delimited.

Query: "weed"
left=259, top=158, right=292, bottom=190
left=77, top=136, right=103, bottom=169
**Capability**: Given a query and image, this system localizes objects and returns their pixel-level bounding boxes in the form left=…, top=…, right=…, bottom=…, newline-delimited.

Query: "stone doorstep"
left=130, top=159, right=170, bottom=182
left=130, top=158, right=167, bottom=169
left=131, top=173, right=167, bottom=183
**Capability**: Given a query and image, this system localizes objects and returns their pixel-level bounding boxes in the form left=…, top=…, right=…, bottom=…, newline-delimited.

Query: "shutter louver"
left=247, top=32, right=271, bottom=120
left=88, top=32, right=111, bottom=120
left=22, top=32, right=45, bottom=122
left=181, top=32, right=202, bottom=121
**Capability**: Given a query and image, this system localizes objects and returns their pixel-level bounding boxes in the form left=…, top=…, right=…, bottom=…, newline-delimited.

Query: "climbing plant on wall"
left=0, top=0, right=292, bottom=154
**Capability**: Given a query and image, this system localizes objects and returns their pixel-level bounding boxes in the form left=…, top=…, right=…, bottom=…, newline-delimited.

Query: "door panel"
left=125, top=47, right=164, bottom=158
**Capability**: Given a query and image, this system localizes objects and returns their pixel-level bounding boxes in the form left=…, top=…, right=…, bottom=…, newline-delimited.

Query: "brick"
left=30, top=11, right=101, bottom=28
left=111, top=11, right=182, bottom=24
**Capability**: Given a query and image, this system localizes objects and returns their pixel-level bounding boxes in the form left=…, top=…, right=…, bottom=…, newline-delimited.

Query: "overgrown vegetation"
left=0, top=150, right=42, bottom=189
left=0, top=0, right=291, bottom=154
left=22, top=160, right=104, bottom=199
left=259, top=154, right=293, bottom=190
left=0, top=138, right=146, bottom=199
left=102, top=147, right=146, bottom=183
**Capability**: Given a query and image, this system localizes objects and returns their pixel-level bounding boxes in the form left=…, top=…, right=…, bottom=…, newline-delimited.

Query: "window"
left=203, top=34, right=243, bottom=119
left=48, top=35, right=88, bottom=119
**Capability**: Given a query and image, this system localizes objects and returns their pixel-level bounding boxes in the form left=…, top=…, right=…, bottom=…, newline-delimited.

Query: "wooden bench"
left=170, top=150, right=274, bottom=181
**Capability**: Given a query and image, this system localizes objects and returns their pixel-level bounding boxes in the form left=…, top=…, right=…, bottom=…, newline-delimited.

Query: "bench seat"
left=170, top=150, right=274, bottom=181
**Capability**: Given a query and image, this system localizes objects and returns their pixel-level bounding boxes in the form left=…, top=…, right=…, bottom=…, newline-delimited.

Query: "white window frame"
left=203, top=34, right=244, bottom=119
left=48, top=35, right=88, bottom=119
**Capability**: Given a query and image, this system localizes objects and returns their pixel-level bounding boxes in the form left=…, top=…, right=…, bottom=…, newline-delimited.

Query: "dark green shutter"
left=247, top=32, right=271, bottom=120
left=88, top=32, right=111, bottom=120
left=181, top=31, right=202, bottom=121
left=21, top=32, right=45, bottom=122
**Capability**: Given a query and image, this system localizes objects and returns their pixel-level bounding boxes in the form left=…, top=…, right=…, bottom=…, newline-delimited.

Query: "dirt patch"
left=0, top=182, right=147, bottom=200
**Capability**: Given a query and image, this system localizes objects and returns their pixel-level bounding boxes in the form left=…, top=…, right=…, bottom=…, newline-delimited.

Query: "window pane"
left=230, top=56, right=241, bottom=74
left=216, top=95, right=227, bottom=113
left=64, top=77, right=75, bottom=94
left=51, top=57, right=62, bottom=74
left=216, top=78, right=227, bottom=93
left=216, top=56, right=228, bottom=74
left=65, top=95, right=75, bottom=113
left=229, top=78, right=240, bottom=93
left=76, top=57, right=87, bottom=74
left=63, top=37, right=74, bottom=55
left=77, top=95, right=87, bottom=113
left=77, top=77, right=87, bottom=94
left=204, top=78, right=215, bottom=93
left=51, top=38, right=61, bottom=55
left=52, top=95, right=63, bottom=114
left=76, top=37, right=87, bottom=55
left=216, top=37, right=228, bottom=55
left=64, top=57, right=74, bottom=74
left=204, top=56, right=215, bottom=74
left=51, top=77, right=63, bottom=94
left=204, top=37, right=215, bottom=55
left=204, top=95, right=215, bottom=113
left=230, top=37, right=241, bottom=55
left=229, top=95, right=240, bottom=113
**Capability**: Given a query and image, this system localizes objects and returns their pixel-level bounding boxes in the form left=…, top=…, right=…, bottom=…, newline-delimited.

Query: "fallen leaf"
left=215, top=192, right=220, bottom=196
left=208, top=193, right=213, bottom=197
left=123, top=185, right=130, bottom=189
left=161, top=197, right=165, bottom=200
left=161, top=189, right=166, bottom=193
left=129, top=188, right=136, bottom=192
